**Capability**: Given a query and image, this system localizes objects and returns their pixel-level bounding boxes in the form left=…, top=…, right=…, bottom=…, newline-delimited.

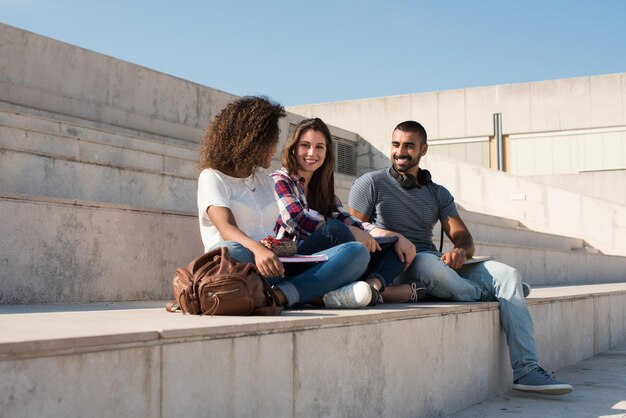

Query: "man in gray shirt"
left=349, top=120, right=573, bottom=395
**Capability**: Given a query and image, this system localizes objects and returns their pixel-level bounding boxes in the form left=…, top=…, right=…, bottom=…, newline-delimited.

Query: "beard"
left=392, top=154, right=419, bottom=173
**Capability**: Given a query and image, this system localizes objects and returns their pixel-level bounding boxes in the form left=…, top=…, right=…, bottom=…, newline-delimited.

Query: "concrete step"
left=434, top=219, right=586, bottom=252
left=0, top=107, right=198, bottom=177
left=471, top=223, right=584, bottom=251
left=436, top=234, right=626, bottom=285
left=0, top=147, right=197, bottom=212
left=0, top=193, right=203, bottom=304
left=472, top=242, right=626, bottom=286
left=1, top=283, right=625, bottom=417
left=0, top=99, right=203, bottom=151
left=458, top=206, right=521, bottom=229
left=0, top=124, right=197, bottom=180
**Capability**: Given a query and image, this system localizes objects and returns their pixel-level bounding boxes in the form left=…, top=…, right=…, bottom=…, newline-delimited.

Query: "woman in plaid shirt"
left=272, top=118, right=425, bottom=304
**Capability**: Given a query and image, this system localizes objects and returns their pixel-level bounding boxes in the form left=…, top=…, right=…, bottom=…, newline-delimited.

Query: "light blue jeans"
left=210, top=241, right=370, bottom=307
left=394, top=251, right=538, bottom=380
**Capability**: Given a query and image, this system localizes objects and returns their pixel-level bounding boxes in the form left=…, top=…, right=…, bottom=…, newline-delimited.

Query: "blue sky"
left=1, top=0, right=625, bottom=106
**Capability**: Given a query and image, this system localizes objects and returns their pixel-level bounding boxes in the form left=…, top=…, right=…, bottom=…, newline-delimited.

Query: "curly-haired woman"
left=272, top=117, right=426, bottom=304
left=197, top=96, right=372, bottom=308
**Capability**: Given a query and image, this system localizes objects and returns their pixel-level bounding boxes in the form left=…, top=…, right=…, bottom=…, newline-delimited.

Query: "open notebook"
left=463, top=255, right=494, bottom=265
left=278, top=254, right=329, bottom=263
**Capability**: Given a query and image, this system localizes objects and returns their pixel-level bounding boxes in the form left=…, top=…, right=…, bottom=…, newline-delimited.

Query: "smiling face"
left=390, top=129, right=428, bottom=176
left=295, top=129, right=327, bottom=176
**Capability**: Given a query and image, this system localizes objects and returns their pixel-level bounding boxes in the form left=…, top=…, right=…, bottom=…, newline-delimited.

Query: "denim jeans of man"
left=296, top=219, right=404, bottom=288
left=210, top=240, right=369, bottom=307
left=394, top=251, right=538, bottom=380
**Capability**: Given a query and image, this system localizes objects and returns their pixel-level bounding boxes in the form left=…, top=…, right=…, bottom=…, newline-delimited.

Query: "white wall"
left=288, top=73, right=626, bottom=177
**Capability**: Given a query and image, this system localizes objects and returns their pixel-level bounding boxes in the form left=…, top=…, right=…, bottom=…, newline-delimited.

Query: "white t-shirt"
left=197, top=167, right=279, bottom=252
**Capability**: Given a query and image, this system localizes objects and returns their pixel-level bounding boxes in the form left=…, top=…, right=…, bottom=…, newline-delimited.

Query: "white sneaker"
left=323, top=282, right=372, bottom=308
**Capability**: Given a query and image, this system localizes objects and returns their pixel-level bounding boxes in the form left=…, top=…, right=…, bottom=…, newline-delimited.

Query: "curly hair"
left=281, top=118, right=336, bottom=218
left=199, top=96, right=286, bottom=177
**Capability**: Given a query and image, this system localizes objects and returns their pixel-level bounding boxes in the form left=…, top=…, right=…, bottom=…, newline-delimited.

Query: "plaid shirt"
left=271, top=167, right=374, bottom=241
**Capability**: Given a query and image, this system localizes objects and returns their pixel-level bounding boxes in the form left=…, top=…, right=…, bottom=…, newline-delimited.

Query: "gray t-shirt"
left=349, top=168, right=458, bottom=252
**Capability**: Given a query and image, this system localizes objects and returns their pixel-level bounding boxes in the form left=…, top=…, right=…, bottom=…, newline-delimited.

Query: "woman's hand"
left=348, top=225, right=381, bottom=252
left=251, top=244, right=285, bottom=278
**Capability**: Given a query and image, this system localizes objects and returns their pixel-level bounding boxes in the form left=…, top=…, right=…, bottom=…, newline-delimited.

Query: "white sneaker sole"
left=512, top=383, right=573, bottom=395
left=323, top=282, right=372, bottom=308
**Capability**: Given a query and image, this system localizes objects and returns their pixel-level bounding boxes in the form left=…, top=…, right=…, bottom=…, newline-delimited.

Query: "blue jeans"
left=297, top=219, right=404, bottom=288
left=394, top=251, right=538, bottom=380
left=210, top=241, right=369, bottom=307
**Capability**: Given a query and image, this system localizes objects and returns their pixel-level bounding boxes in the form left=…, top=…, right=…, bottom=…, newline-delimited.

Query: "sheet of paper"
left=278, top=254, right=329, bottom=263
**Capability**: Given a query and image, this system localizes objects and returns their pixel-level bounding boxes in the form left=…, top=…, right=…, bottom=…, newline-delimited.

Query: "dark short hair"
left=393, top=121, right=427, bottom=143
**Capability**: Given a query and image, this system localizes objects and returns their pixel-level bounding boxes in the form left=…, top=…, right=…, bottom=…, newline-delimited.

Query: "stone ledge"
left=2, top=283, right=625, bottom=361
left=2, top=283, right=625, bottom=417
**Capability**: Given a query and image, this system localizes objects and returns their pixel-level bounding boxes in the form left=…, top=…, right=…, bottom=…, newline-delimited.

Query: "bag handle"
left=165, top=301, right=180, bottom=313
left=258, top=275, right=284, bottom=315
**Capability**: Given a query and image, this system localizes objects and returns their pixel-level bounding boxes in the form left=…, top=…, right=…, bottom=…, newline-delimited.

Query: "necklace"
left=241, top=168, right=256, bottom=192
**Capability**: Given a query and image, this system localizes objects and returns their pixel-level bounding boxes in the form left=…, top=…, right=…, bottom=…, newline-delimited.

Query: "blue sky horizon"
left=2, top=0, right=625, bottom=107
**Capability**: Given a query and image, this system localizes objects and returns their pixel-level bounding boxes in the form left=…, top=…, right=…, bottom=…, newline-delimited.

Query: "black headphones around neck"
left=389, top=166, right=432, bottom=189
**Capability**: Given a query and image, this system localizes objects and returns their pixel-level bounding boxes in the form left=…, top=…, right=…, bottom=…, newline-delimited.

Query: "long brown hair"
left=281, top=118, right=336, bottom=218
left=199, top=96, right=285, bottom=177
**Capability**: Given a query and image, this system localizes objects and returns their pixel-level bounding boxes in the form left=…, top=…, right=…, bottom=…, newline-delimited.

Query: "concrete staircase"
left=2, top=96, right=626, bottom=418
left=0, top=100, right=204, bottom=304
left=2, top=22, right=626, bottom=418
left=436, top=207, right=626, bottom=286
left=0, top=97, right=614, bottom=306
left=2, top=98, right=626, bottom=306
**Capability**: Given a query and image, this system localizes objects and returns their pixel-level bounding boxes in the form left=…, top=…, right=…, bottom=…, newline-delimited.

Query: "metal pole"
left=493, top=113, right=503, bottom=171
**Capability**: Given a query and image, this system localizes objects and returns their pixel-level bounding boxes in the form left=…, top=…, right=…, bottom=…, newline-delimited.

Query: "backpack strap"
left=257, top=276, right=284, bottom=315
left=165, top=301, right=181, bottom=313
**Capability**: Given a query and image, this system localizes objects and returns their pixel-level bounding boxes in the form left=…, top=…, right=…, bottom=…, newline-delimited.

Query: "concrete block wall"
left=288, top=72, right=626, bottom=178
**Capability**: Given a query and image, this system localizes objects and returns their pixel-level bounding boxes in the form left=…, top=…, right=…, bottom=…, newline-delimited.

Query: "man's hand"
left=440, top=216, right=474, bottom=269
left=395, top=235, right=417, bottom=271
left=348, top=225, right=381, bottom=252
left=440, top=247, right=467, bottom=269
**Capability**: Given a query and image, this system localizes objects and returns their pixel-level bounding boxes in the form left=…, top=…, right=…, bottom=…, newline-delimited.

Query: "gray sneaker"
left=323, top=281, right=372, bottom=308
left=513, top=366, right=573, bottom=395
left=522, top=282, right=532, bottom=298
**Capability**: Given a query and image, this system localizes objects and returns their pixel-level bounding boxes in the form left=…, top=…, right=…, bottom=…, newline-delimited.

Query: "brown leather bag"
left=165, top=246, right=283, bottom=316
